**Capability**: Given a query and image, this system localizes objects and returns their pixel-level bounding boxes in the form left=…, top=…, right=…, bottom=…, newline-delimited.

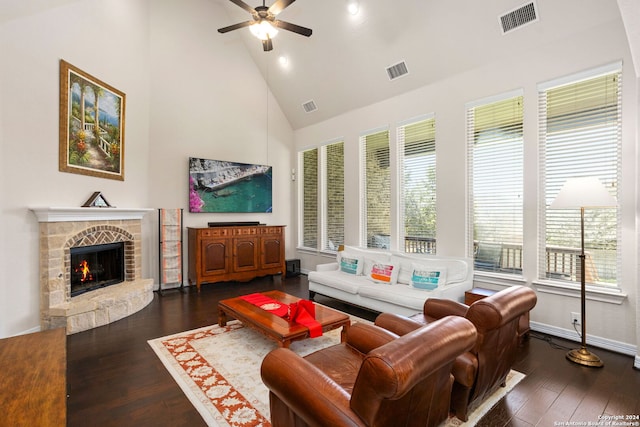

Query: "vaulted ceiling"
left=0, top=0, right=636, bottom=131
left=216, top=0, right=636, bottom=130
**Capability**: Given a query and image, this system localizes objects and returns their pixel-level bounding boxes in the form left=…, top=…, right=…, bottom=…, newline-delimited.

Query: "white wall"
left=0, top=0, right=152, bottom=337
left=146, top=0, right=294, bottom=288
left=0, top=0, right=295, bottom=338
left=294, top=20, right=639, bottom=352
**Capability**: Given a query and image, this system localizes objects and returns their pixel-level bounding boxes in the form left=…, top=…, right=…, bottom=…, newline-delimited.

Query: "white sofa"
left=308, top=246, right=474, bottom=316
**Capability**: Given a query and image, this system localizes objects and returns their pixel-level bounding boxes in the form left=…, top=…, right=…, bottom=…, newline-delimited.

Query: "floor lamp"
left=549, top=177, right=616, bottom=368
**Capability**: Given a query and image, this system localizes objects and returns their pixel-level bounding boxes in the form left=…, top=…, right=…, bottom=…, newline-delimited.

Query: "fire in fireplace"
left=70, top=242, right=125, bottom=296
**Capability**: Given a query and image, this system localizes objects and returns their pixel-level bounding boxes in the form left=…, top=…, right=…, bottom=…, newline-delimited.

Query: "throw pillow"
left=368, top=262, right=399, bottom=284
left=339, top=253, right=363, bottom=275
left=410, top=265, right=447, bottom=290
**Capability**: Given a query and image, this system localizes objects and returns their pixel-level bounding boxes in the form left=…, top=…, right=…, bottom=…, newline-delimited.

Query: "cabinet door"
left=261, top=235, right=283, bottom=269
left=201, top=238, right=229, bottom=277
left=233, top=237, right=259, bottom=272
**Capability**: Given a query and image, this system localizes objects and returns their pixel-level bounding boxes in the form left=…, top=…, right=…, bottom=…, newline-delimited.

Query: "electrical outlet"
left=570, top=312, right=581, bottom=325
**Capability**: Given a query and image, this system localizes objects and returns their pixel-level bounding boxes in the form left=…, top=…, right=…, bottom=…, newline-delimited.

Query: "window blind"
left=539, top=66, right=621, bottom=286
left=397, top=116, right=436, bottom=254
left=467, top=93, right=524, bottom=274
left=323, top=141, right=345, bottom=251
left=360, top=129, right=391, bottom=249
left=301, top=148, right=318, bottom=249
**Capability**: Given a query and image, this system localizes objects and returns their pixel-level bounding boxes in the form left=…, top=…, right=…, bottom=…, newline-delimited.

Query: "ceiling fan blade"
left=268, top=0, right=296, bottom=16
left=228, top=0, right=256, bottom=14
left=274, top=20, right=312, bottom=37
left=262, top=37, right=273, bottom=51
left=218, top=21, right=253, bottom=33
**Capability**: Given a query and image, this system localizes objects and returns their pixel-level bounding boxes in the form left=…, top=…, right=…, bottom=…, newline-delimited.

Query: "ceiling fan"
left=218, top=0, right=312, bottom=52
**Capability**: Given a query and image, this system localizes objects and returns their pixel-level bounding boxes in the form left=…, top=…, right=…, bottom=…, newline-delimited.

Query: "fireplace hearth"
left=31, top=207, right=154, bottom=334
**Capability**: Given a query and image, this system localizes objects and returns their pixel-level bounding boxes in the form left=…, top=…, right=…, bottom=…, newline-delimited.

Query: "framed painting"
left=59, top=60, right=125, bottom=181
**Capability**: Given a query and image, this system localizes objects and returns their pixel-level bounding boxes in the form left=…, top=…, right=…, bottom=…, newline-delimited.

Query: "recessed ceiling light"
left=278, top=55, right=289, bottom=67
left=347, top=0, right=359, bottom=15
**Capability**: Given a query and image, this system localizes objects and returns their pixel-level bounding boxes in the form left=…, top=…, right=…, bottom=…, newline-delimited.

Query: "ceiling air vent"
left=499, top=1, right=538, bottom=34
left=302, top=100, right=317, bottom=113
left=386, top=61, right=409, bottom=81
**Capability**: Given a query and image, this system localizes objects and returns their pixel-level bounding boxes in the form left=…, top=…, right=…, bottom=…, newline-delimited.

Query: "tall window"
left=299, top=141, right=345, bottom=251
left=467, top=92, right=524, bottom=274
left=360, top=129, right=390, bottom=249
left=323, top=142, right=345, bottom=251
left=539, top=64, right=621, bottom=287
left=301, top=148, right=318, bottom=249
left=398, top=116, right=436, bottom=254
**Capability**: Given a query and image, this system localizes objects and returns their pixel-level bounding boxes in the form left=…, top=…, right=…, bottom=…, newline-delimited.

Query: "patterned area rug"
left=148, top=320, right=524, bottom=427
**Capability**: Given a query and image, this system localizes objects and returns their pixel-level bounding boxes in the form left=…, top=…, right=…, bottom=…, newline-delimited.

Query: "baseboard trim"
left=531, top=321, right=637, bottom=357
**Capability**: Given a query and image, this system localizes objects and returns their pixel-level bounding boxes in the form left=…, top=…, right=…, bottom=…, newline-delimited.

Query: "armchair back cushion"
left=463, top=286, right=536, bottom=408
left=351, top=316, right=477, bottom=427
left=262, top=316, right=477, bottom=427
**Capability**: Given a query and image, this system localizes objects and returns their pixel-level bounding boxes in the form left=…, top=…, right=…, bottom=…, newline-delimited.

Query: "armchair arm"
left=423, top=298, right=469, bottom=320
left=261, top=348, right=367, bottom=427
left=344, top=322, right=399, bottom=354
left=374, top=312, right=423, bottom=336
left=315, top=262, right=339, bottom=272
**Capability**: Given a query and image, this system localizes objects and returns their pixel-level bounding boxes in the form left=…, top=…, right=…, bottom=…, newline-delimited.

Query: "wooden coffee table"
left=218, top=290, right=350, bottom=348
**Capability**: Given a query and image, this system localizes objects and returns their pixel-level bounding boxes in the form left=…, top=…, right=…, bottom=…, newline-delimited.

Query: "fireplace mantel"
left=30, top=207, right=153, bottom=222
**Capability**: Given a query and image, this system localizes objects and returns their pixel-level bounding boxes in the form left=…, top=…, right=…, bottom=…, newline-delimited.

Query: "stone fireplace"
left=32, top=207, right=154, bottom=334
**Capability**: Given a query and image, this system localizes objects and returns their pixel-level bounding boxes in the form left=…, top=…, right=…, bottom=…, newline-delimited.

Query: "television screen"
left=189, top=157, right=273, bottom=213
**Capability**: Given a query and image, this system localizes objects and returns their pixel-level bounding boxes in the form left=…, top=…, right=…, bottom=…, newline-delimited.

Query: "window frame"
left=537, top=62, right=622, bottom=289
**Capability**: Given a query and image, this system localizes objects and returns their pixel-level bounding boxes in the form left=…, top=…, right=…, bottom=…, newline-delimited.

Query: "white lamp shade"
left=549, top=177, right=617, bottom=209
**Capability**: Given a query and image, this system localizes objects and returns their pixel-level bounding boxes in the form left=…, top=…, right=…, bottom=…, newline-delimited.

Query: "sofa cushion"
left=393, top=254, right=468, bottom=285
left=308, top=269, right=372, bottom=294
left=358, top=283, right=431, bottom=310
left=410, top=264, right=447, bottom=290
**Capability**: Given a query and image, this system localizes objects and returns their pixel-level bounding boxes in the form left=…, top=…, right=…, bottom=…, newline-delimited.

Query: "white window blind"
left=467, top=93, right=524, bottom=274
left=539, top=66, right=621, bottom=286
left=397, top=116, right=437, bottom=254
left=360, top=129, right=391, bottom=249
left=300, top=148, right=318, bottom=249
left=322, top=141, right=345, bottom=251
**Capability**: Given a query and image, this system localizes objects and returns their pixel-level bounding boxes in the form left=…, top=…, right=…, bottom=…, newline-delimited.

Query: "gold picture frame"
left=59, top=60, right=125, bottom=181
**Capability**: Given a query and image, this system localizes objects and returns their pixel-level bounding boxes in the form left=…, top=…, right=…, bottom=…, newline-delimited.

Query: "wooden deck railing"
left=402, top=236, right=598, bottom=282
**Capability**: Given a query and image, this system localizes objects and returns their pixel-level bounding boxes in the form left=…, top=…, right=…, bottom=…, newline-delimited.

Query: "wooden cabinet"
left=188, top=226, right=285, bottom=291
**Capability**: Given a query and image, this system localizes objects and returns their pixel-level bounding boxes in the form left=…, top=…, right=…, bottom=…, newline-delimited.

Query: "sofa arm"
left=315, top=262, right=339, bottom=272
left=344, top=322, right=399, bottom=354
left=261, top=348, right=367, bottom=427
left=374, top=313, right=423, bottom=336
left=423, top=298, right=469, bottom=320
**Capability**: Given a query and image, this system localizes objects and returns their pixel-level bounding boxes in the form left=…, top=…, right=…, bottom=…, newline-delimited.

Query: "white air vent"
left=302, top=100, right=317, bottom=113
left=499, top=1, right=538, bottom=34
left=386, top=61, right=409, bottom=81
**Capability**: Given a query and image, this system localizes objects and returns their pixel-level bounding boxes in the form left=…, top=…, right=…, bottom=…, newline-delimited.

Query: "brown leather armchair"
left=260, top=316, right=477, bottom=427
left=375, top=285, right=537, bottom=421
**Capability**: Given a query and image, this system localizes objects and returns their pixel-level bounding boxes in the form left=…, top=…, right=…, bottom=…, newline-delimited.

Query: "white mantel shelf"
left=30, top=207, right=154, bottom=222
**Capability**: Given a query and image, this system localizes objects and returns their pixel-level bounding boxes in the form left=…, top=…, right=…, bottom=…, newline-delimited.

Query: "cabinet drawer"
left=260, top=227, right=282, bottom=235
left=234, top=227, right=258, bottom=236
left=199, top=228, right=229, bottom=237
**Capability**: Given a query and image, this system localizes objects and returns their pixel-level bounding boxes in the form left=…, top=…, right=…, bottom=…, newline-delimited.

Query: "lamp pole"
left=565, top=206, right=603, bottom=367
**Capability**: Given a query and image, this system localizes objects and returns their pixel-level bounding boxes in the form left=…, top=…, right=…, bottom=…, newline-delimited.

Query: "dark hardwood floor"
left=66, top=275, right=640, bottom=426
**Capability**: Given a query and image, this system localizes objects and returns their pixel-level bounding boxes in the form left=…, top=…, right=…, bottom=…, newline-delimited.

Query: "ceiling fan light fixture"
left=249, top=20, right=278, bottom=40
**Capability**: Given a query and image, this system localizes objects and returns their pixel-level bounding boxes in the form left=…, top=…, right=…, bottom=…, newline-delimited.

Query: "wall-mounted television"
left=189, top=157, right=273, bottom=213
